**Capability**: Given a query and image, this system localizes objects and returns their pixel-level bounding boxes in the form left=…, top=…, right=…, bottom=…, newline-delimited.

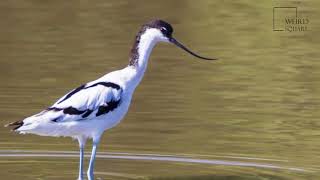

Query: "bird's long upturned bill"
left=169, top=37, right=217, bottom=60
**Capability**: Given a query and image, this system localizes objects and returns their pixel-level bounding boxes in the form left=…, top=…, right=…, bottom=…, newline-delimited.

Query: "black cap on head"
left=144, top=19, right=173, bottom=37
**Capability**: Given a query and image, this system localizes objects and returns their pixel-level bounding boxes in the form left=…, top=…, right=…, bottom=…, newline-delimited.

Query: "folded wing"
left=7, top=81, right=123, bottom=130
left=49, top=81, right=122, bottom=122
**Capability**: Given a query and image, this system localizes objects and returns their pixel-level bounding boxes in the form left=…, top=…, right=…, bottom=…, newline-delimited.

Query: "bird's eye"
left=160, top=27, right=167, bottom=34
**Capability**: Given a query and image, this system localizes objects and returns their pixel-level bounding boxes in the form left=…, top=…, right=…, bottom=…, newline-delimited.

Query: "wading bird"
left=6, top=19, right=217, bottom=180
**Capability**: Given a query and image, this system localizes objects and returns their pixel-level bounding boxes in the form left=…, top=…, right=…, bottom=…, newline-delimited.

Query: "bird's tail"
left=5, top=120, right=24, bottom=131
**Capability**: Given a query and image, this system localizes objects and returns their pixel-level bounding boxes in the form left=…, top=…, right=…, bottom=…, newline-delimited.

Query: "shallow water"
left=0, top=0, right=320, bottom=179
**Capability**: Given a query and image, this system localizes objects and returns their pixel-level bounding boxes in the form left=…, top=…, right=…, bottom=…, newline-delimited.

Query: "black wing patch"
left=82, top=109, right=93, bottom=118
left=5, top=120, right=24, bottom=130
left=86, top=82, right=120, bottom=90
left=96, top=99, right=121, bottom=116
left=58, top=84, right=86, bottom=104
left=63, top=107, right=86, bottom=115
left=48, top=108, right=94, bottom=122
left=48, top=107, right=63, bottom=111
left=57, top=82, right=120, bottom=104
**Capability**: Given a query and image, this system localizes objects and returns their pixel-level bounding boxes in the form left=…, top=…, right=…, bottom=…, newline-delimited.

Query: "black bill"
left=169, top=38, right=217, bottom=60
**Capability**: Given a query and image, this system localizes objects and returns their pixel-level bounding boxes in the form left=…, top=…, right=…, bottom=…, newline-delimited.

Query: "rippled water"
left=0, top=0, right=320, bottom=179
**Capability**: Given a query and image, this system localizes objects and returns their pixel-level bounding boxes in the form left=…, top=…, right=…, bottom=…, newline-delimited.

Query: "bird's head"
left=139, top=19, right=217, bottom=60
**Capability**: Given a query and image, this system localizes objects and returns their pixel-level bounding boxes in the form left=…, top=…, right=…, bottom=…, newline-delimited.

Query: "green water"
left=0, top=0, right=320, bottom=179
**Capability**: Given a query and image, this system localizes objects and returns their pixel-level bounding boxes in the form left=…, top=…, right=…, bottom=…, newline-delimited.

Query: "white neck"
left=125, top=29, right=162, bottom=89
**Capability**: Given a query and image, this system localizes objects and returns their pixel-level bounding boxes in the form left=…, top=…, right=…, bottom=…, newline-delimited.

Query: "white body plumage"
left=16, top=28, right=163, bottom=141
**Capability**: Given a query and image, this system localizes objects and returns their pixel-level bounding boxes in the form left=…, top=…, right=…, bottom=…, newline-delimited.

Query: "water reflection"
left=0, top=150, right=312, bottom=179
left=0, top=150, right=309, bottom=172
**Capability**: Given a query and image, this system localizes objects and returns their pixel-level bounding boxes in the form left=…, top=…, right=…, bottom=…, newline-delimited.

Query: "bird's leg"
left=78, top=146, right=84, bottom=180
left=87, top=136, right=101, bottom=180
left=77, top=136, right=87, bottom=180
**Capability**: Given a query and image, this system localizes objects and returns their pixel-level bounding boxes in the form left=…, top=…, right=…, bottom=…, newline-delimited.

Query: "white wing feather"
left=20, top=81, right=122, bottom=126
left=53, top=84, right=121, bottom=110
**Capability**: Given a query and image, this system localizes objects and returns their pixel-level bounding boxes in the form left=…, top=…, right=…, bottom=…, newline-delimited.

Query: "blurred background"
left=0, top=0, right=320, bottom=179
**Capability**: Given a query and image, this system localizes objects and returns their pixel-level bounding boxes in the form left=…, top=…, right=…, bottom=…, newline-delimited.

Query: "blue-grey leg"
left=87, top=137, right=100, bottom=180
left=77, top=137, right=86, bottom=180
